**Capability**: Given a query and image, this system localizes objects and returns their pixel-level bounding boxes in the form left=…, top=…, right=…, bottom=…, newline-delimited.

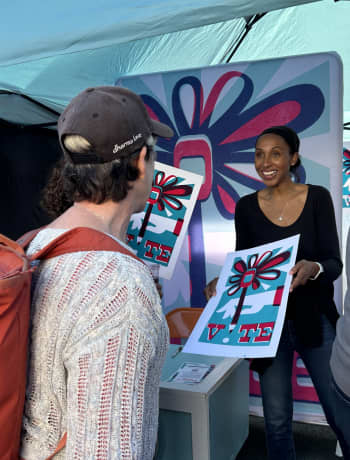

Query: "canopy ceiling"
left=1, top=0, right=350, bottom=141
left=2, top=0, right=320, bottom=66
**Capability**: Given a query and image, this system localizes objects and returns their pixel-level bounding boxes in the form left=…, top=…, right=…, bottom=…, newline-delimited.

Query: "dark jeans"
left=259, top=315, right=349, bottom=460
left=331, top=376, right=350, bottom=460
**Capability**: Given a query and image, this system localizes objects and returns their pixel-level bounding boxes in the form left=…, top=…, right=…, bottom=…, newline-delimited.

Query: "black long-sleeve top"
left=235, top=184, right=342, bottom=347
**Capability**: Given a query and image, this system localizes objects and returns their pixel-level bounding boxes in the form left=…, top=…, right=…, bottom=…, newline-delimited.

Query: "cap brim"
left=151, top=119, right=174, bottom=138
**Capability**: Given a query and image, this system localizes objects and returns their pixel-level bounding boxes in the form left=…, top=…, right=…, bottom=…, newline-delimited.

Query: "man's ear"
left=135, top=146, right=148, bottom=178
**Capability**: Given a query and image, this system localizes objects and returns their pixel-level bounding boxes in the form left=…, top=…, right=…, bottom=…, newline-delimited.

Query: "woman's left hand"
left=289, top=259, right=320, bottom=292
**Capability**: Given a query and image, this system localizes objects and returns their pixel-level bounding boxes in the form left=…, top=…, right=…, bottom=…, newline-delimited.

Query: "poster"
left=183, top=235, right=299, bottom=358
left=127, top=161, right=202, bottom=279
left=342, top=143, right=350, bottom=299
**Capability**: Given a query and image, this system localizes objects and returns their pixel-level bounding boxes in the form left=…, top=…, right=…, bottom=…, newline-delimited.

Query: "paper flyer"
left=127, top=161, right=202, bottom=279
left=183, top=235, right=300, bottom=358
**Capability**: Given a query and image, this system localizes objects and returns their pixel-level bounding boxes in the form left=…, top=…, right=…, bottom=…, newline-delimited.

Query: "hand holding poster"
left=127, top=161, right=202, bottom=279
left=183, top=234, right=300, bottom=358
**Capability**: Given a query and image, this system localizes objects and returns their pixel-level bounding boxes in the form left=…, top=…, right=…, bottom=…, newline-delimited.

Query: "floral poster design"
left=117, top=53, right=342, bottom=311
left=342, top=143, right=350, bottom=296
left=183, top=235, right=299, bottom=358
left=127, top=161, right=202, bottom=279
left=343, top=147, right=350, bottom=208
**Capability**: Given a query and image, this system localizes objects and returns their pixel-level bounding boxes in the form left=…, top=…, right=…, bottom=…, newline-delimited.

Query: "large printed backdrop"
left=117, top=52, right=343, bottom=423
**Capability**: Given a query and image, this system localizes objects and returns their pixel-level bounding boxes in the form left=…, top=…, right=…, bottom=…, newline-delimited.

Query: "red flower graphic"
left=227, top=250, right=291, bottom=332
left=150, top=171, right=193, bottom=211
left=138, top=171, right=193, bottom=241
left=343, top=149, right=350, bottom=175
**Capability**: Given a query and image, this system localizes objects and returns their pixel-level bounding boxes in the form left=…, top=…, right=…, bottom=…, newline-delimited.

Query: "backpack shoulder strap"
left=16, top=228, right=43, bottom=249
left=20, top=433, right=67, bottom=460
left=0, top=230, right=42, bottom=270
left=46, top=433, right=67, bottom=460
left=24, top=227, right=143, bottom=264
left=0, top=230, right=41, bottom=258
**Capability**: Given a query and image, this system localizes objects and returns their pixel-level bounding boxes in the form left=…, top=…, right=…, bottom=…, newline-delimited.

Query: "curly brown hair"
left=41, top=142, right=153, bottom=219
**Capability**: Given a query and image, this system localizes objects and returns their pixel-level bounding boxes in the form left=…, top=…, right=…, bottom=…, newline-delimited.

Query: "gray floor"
left=236, top=415, right=340, bottom=460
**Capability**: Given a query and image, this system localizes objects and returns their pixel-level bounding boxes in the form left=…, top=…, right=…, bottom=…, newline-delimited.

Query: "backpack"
left=0, top=227, right=142, bottom=460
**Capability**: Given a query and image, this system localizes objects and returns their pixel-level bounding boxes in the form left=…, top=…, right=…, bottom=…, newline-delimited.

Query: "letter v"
left=207, top=323, right=225, bottom=340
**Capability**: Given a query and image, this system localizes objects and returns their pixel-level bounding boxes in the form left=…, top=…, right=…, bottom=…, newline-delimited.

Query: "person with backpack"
left=19, top=86, right=174, bottom=459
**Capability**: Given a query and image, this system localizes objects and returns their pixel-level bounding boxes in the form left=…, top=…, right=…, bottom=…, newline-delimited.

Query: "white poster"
left=127, top=161, right=202, bottom=279
left=184, top=235, right=299, bottom=358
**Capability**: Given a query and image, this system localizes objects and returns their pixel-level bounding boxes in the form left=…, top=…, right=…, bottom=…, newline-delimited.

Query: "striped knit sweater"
left=20, top=228, right=169, bottom=460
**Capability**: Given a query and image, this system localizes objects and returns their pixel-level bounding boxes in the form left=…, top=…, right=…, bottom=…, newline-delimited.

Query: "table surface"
left=160, top=344, right=242, bottom=395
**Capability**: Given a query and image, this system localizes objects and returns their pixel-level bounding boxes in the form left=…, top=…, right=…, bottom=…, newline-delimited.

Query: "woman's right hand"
left=204, top=277, right=219, bottom=301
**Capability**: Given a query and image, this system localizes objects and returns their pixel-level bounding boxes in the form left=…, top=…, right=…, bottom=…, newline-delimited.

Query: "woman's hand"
left=289, top=260, right=320, bottom=292
left=204, top=277, right=219, bottom=301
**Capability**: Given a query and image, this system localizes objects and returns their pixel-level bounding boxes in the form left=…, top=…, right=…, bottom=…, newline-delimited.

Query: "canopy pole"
left=223, top=13, right=267, bottom=64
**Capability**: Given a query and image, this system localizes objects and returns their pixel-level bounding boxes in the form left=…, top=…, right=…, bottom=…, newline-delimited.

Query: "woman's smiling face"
left=254, top=133, right=298, bottom=187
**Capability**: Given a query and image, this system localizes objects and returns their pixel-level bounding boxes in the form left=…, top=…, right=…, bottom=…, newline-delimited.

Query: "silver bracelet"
left=309, top=262, right=324, bottom=280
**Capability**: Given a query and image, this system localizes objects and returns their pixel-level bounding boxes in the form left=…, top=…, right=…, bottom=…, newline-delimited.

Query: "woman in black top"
left=205, top=126, right=349, bottom=459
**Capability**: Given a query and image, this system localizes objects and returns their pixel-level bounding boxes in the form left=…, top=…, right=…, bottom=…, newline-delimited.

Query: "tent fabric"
left=0, top=0, right=349, bottom=132
left=0, top=19, right=247, bottom=124
left=1, top=0, right=320, bottom=66
left=0, top=92, right=60, bottom=126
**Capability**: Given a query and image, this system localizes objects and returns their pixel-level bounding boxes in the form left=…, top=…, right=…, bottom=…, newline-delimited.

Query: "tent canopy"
left=0, top=0, right=349, bottom=141
left=2, top=0, right=320, bottom=66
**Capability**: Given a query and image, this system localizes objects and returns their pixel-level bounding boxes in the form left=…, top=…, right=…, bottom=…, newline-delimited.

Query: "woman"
left=20, top=86, right=173, bottom=460
left=205, top=125, right=349, bottom=459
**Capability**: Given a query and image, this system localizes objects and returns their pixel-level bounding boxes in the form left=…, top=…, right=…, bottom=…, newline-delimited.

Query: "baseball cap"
left=57, top=86, right=174, bottom=164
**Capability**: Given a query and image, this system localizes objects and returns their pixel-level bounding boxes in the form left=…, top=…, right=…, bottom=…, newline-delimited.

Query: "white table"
left=156, top=345, right=249, bottom=460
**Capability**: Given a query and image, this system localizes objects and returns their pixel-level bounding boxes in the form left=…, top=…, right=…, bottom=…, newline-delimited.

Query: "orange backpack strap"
left=19, top=226, right=144, bottom=264
left=19, top=433, right=67, bottom=460
left=16, top=228, right=43, bottom=249
left=45, top=433, right=67, bottom=460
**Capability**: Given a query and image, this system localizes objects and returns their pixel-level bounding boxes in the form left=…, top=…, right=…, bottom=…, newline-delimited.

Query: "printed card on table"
left=183, top=235, right=300, bottom=358
left=127, top=161, right=202, bottom=279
